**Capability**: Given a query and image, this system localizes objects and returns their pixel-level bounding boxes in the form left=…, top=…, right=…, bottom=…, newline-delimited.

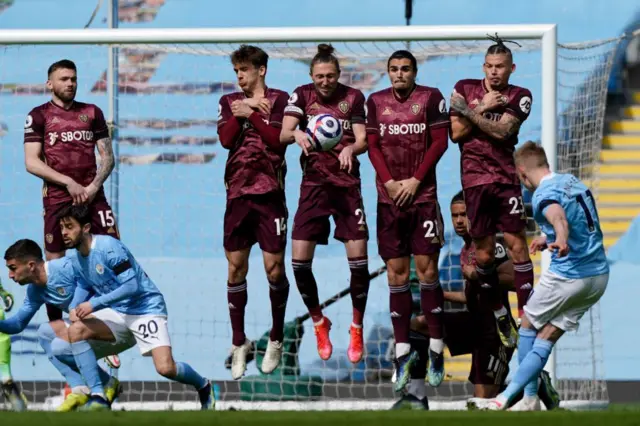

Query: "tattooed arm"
left=450, top=93, right=522, bottom=142
left=86, top=137, right=115, bottom=202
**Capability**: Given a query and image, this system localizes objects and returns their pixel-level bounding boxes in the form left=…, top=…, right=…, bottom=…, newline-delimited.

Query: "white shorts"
left=524, top=271, right=608, bottom=332
left=92, top=308, right=171, bottom=356
left=63, top=314, right=135, bottom=359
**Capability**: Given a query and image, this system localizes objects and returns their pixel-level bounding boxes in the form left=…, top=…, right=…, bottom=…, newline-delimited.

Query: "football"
left=305, top=114, right=343, bottom=151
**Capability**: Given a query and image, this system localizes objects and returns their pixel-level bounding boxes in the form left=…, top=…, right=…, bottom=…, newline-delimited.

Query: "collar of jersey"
left=539, top=172, right=556, bottom=185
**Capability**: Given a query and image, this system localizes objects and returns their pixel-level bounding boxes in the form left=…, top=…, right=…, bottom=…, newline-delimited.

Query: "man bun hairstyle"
left=310, top=43, right=340, bottom=73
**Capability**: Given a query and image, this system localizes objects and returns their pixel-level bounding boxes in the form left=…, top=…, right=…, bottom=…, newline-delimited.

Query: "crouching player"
left=2, top=239, right=121, bottom=411
left=391, top=191, right=559, bottom=410
left=54, top=204, right=215, bottom=411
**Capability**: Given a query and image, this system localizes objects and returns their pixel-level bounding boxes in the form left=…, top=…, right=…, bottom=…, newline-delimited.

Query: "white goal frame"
left=0, top=24, right=562, bottom=407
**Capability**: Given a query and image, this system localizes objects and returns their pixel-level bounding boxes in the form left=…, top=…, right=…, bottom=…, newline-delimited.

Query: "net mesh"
left=0, top=34, right=621, bottom=410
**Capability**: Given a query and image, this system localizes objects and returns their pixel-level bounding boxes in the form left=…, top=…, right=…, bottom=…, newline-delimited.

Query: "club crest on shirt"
left=382, top=106, right=392, bottom=116
left=48, top=132, right=58, bottom=146
left=339, top=101, right=349, bottom=113
left=56, top=287, right=67, bottom=296
left=410, top=104, right=421, bottom=115
left=308, top=102, right=320, bottom=111
left=45, top=233, right=54, bottom=244
left=79, top=114, right=89, bottom=123
left=95, top=264, right=104, bottom=275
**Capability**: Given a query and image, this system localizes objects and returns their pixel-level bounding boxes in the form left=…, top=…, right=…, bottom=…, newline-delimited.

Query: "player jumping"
left=366, top=50, right=448, bottom=390
left=2, top=239, right=121, bottom=411
left=57, top=205, right=215, bottom=411
left=217, top=45, right=291, bottom=379
left=449, top=35, right=534, bottom=347
left=280, top=44, right=370, bottom=362
left=481, top=141, right=608, bottom=410
left=24, top=59, right=119, bottom=262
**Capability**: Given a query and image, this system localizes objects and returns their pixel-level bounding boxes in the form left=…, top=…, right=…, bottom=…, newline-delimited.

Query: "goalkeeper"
left=391, top=191, right=559, bottom=411
left=0, top=279, right=27, bottom=412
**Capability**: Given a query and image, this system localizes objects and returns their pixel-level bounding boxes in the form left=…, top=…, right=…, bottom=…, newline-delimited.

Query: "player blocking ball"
left=305, top=114, right=343, bottom=151
left=280, top=43, right=370, bottom=364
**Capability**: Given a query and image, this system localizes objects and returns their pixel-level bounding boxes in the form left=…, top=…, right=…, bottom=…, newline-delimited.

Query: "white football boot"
left=230, top=339, right=253, bottom=380
left=261, top=340, right=283, bottom=374
left=509, top=396, right=542, bottom=411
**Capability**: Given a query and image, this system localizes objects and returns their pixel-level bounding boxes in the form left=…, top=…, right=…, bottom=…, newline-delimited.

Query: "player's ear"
left=258, top=65, right=266, bottom=78
left=45, top=79, right=53, bottom=91
left=511, top=63, right=516, bottom=73
left=82, top=222, right=92, bottom=235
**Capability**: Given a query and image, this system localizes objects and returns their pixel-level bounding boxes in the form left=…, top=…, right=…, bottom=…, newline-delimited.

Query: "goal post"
left=0, top=24, right=619, bottom=411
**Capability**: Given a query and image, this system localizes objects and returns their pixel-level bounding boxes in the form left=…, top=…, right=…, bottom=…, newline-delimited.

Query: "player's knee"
left=155, top=359, right=177, bottom=378
left=474, top=247, right=495, bottom=266
left=227, top=258, right=249, bottom=283
left=67, top=322, right=90, bottom=343
left=387, top=267, right=409, bottom=286
left=264, top=257, right=285, bottom=283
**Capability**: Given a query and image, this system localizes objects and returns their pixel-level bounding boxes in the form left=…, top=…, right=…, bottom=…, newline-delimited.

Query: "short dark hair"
left=485, top=33, right=521, bottom=61
left=387, top=50, right=417, bottom=72
left=451, top=190, right=465, bottom=205
left=57, top=204, right=92, bottom=227
left=310, top=43, right=340, bottom=74
left=48, top=59, right=77, bottom=78
left=4, top=239, right=43, bottom=262
left=231, top=45, right=269, bottom=69
left=514, top=141, right=549, bottom=168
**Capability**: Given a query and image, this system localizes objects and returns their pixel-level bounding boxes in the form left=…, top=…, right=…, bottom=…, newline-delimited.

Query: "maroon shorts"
left=224, top=192, right=288, bottom=254
left=443, top=311, right=514, bottom=386
left=44, top=197, right=120, bottom=253
left=463, top=183, right=527, bottom=239
left=376, top=202, right=444, bottom=260
left=292, top=184, right=368, bottom=244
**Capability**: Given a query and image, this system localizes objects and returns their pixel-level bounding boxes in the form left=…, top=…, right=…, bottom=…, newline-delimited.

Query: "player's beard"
left=54, top=87, right=76, bottom=103
left=63, top=235, right=82, bottom=250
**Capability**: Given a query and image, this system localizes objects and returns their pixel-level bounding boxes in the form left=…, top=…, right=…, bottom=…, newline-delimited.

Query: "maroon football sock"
left=268, top=276, right=290, bottom=342
left=419, top=280, right=444, bottom=339
left=227, top=280, right=248, bottom=346
left=513, top=261, right=534, bottom=317
left=389, top=282, right=413, bottom=345
left=475, top=263, right=504, bottom=312
left=292, top=259, right=323, bottom=323
left=348, top=256, right=369, bottom=326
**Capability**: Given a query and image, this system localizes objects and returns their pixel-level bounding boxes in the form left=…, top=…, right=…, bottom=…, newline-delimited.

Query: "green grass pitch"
left=3, top=408, right=640, bottom=426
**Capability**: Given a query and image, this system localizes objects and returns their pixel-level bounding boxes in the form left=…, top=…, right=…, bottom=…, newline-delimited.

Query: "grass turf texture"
left=2, top=409, right=640, bottom=426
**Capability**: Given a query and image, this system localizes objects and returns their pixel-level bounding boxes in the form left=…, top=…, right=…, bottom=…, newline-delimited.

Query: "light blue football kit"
left=501, top=172, right=609, bottom=405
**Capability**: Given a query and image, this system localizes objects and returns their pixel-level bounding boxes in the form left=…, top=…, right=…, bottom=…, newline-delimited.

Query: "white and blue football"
left=305, top=114, right=343, bottom=152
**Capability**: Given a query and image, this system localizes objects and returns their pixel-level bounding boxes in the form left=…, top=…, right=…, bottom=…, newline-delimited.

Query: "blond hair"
left=514, top=141, right=549, bottom=168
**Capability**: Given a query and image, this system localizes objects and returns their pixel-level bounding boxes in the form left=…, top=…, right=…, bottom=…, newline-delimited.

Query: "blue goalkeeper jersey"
left=0, top=257, right=84, bottom=334
left=532, top=172, right=609, bottom=279
left=67, top=235, right=167, bottom=316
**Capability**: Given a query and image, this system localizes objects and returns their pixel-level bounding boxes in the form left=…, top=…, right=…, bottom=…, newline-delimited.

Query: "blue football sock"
left=37, top=324, right=85, bottom=389
left=502, top=338, right=554, bottom=403
left=517, top=327, right=539, bottom=397
left=71, top=340, right=104, bottom=395
left=52, top=338, right=112, bottom=386
left=174, top=362, right=207, bottom=389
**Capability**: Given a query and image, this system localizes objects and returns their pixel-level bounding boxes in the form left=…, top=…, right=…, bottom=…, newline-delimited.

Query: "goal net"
left=0, top=26, right=620, bottom=411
